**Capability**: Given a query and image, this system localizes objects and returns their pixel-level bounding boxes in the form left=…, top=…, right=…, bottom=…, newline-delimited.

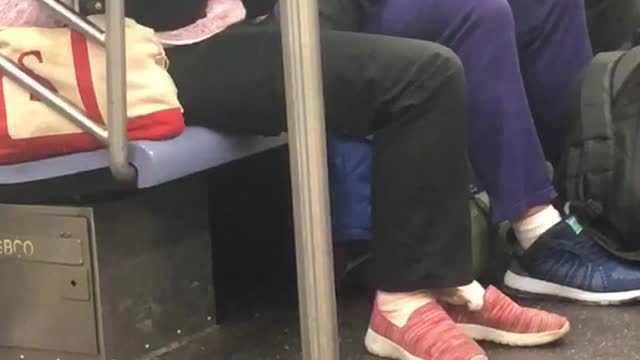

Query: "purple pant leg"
left=364, top=0, right=577, bottom=222
left=510, top=0, right=593, bottom=164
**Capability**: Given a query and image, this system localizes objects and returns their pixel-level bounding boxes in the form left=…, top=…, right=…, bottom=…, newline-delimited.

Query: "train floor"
left=170, top=149, right=640, bottom=359
left=161, top=274, right=640, bottom=360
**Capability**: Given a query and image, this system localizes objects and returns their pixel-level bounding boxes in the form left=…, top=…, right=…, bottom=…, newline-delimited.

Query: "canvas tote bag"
left=0, top=16, right=185, bottom=164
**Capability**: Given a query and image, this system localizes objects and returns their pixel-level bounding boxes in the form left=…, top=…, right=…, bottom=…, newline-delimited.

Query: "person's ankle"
left=435, top=281, right=486, bottom=311
left=513, top=205, right=562, bottom=250
left=519, top=205, right=551, bottom=222
left=376, top=291, right=435, bottom=327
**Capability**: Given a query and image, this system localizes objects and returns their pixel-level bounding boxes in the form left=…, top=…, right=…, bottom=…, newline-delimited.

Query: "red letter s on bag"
left=17, top=51, right=59, bottom=101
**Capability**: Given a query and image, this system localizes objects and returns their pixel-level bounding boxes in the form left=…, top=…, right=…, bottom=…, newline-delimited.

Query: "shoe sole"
left=364, top=329, right=488, bottom=360
left=458, top=322, right=570, bottom=347
left=504, top=271, right=640, bottom=305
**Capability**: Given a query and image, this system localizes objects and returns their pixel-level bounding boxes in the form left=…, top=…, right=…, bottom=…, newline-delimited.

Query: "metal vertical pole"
left=105, top=0, right=135, bottom=181
left=279, top=0, right=340, bottom=359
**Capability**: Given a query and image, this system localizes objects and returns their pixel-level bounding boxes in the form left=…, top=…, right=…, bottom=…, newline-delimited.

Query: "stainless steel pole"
left=105, top=0, right=135, bottom=182
left=279, top=0, right=339, bottom=359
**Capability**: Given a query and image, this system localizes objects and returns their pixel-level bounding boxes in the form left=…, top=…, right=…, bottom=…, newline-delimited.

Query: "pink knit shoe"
left=365, top=301, right=487, bottom=360
left=445, top=286, right=570, bottom=346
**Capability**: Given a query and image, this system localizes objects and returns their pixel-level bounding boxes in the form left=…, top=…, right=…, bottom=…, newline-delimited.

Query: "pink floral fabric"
left=0, top=0, right=246, bottom=45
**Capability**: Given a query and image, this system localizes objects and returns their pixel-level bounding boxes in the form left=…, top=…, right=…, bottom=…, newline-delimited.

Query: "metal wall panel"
left=0, top=213, right=99, bottom=355
left=0, top=173, right=215, bottom=360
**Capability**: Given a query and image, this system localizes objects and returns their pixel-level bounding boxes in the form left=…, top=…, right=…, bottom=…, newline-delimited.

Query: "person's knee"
left=413, top=42, right=465, bottom=90
left=468, top=0, right=514, bottom=31
left=552, top=0, right=585, bottom=15
left=553, top=0, right=586, bottom=13
left=407, top=42, right=466, bottom=124
left=378, top=38, right=465, bottom=131
left=377, top=35, right=464, bottom=82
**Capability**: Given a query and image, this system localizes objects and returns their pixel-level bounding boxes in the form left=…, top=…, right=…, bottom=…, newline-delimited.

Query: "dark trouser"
left=165, top=24, right=473, bottom=292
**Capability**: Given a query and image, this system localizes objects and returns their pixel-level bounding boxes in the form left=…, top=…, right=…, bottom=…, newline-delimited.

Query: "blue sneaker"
left=503, top=216, right=640, bottom=305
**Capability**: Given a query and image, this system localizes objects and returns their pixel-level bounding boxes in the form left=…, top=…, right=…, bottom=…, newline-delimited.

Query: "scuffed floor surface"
left=162, top=287, right=640, bottom=360
left=160, top=148, right=640, bottom=359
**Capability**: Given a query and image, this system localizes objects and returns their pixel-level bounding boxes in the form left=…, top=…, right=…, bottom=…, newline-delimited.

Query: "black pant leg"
left=166, top=24, right=473, bottom=291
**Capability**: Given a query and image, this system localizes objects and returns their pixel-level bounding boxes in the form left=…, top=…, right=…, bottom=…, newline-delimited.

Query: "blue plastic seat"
left=0, top=126, right=290, bottom=357
left=0, top=127, right=286, bottom=187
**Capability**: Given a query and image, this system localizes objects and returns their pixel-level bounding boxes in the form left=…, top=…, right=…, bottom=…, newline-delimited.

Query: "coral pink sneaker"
left=365, top=301, right=487, bottom=360
left=445, top=286, right=570, bottom=346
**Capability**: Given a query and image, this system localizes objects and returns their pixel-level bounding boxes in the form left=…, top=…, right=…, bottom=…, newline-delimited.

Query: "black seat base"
left=0, top=167, right=137, bottom=204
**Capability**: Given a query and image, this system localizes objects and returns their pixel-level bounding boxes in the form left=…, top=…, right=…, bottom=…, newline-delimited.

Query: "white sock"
left=513, top=205, right=562, bottom=250
left=376, top=291, right=435, bottom=327
left=436, top=281, right=486, bottom=311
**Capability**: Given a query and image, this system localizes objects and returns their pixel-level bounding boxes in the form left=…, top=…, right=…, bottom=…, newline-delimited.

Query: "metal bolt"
left=177, top=329, right=182, bottom=334
left=144, top=344, right=150, bottom=349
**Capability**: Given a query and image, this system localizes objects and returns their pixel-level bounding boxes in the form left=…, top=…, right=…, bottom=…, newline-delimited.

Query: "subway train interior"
left=1, top=0, right=640, bottom=359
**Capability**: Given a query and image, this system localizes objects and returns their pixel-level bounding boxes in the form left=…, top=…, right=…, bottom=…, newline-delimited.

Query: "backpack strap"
left=564, top=51, right=625, bottom=219
left=612, top=46, right=640, bottom=100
